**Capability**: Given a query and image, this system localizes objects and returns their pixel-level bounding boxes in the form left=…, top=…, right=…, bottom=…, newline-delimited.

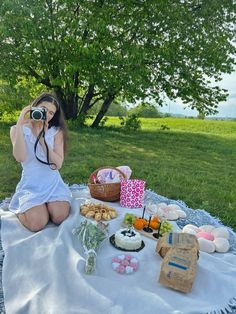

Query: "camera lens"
left=32, top=110, right=43, bottom=120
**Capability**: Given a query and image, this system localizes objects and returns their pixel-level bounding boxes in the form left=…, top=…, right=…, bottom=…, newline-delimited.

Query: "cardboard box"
left=159, top=247, right=198, bottom=293
left=156, top=233, right=199, bottom=293
left=156, top=232, right=199, bottom=258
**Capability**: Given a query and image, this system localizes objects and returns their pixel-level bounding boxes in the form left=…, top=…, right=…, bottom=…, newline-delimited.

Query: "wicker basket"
left=88, top=166, right=126, bottom=202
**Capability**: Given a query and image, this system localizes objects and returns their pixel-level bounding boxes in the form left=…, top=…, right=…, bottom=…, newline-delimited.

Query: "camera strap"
left=34, top=122, right=57, bottom=170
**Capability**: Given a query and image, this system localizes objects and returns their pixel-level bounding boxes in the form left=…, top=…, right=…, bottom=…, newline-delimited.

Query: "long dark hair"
left=31, top=92, right=68, bottom=153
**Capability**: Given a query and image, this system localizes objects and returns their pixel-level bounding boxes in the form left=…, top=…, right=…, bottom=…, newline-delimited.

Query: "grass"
left=0, top=117, right=236, bottom=231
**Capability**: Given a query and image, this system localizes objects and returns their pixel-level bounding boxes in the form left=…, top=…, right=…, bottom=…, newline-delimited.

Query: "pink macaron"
left=196, top=231, right=214, bottom=241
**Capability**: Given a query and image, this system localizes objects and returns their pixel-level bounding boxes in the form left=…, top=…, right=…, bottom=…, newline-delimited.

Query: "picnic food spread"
left=72, top=180, right=232, bottom=295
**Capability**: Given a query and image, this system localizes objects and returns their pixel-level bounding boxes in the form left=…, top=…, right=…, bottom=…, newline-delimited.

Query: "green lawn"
left=1, top=117, right=236, bottom=231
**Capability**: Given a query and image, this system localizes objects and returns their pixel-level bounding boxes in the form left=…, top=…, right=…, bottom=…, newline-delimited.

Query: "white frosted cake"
left=115, top=228, right=142, bottom=250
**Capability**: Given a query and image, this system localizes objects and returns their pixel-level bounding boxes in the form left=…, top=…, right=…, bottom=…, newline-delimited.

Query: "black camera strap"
left=34, top=122, right=57, bottom=170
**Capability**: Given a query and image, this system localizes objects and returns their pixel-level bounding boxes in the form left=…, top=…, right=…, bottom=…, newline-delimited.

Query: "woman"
left=9, top=92, right=71, bottom=232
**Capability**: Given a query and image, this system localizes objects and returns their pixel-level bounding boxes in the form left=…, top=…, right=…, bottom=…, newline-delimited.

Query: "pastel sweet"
left=182, top=224, right=200, bottom=235
left=166, top=204, right=182, bottom=211
left=118, top=254, right=126, bottom=260
left=166, top=211, right=179, bottom=220
left=112, top=262, right=120, bottom=270
left=176, top=209, right=187, bottom=218
left=196, top=231, right=214, bottom=241
left=117, top=265, right=125, bottom=273
left=212, top=227, right=229, bottom=240
left=214, top=238, right=230, bottom=253
left=130, top=257, right=138, bottom=263
left=112, top=255, right=139, bottom=274
left=125, top=255, right=132, bottom=260
left=112, top=257, right=121, bottom=263
left=125, top=266, right=134, bottom=274
left=130, top=262, right=138, bottom=270
left=121, top=259, right=129, bottom=266
left=199, top=225, right=215, bottom=233
left=182, top=225, right=230, bottom=254
left=198, top=238, right=215, bottom=253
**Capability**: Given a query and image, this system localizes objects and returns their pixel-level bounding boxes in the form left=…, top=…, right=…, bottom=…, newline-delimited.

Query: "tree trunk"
left=91, top=93, right=115, bottom=128
left=79, top=84, right=95, bottom=115
left=54, top=87, right=78, bottom=119
left=54, top=73, right=79, bottom=119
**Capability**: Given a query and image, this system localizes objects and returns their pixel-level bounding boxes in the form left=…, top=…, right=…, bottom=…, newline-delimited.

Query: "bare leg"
left=47, top=201, right=70, bottom=225
left=17, top=204, right=49, bottom=232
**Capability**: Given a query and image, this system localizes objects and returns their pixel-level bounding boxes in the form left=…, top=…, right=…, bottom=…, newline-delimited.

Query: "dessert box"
left=156, top=233, right=199, bottom=293
left=156, top=232, right=199, bottom=258
left=159, top=247, right=198, bottom=293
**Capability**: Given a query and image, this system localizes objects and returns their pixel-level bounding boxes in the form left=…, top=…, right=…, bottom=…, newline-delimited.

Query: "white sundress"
left=9, top=125, right=72, bottom=214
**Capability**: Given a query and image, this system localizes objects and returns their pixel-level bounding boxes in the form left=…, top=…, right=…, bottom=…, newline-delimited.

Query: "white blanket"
left=1, top=198, right=236, bottom=314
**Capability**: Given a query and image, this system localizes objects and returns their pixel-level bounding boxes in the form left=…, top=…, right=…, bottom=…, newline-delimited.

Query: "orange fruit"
left=134, top=218, right=144, bottom=230
left=151, top=215, right=160, bottom=223
left=150, top=221, right=159, bottom=230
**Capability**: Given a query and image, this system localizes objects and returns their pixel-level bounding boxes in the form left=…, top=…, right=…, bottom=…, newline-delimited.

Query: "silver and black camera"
left=30, top=107, right=47, bottom=121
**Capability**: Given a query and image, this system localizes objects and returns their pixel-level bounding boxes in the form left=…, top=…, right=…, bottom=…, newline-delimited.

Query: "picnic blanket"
left=0, top=187, right=236, bottom=314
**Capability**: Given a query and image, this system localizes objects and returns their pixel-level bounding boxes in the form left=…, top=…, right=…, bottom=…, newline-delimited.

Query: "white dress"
left=9, top=125, right=72, bottom=214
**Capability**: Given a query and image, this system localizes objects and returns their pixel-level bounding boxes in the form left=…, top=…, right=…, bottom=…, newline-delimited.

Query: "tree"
left=129, top=103, right=161, bottom=118
left=0, top=0, right=235, bottom=126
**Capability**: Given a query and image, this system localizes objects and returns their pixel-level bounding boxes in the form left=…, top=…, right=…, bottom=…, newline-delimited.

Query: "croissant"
left=94, top=213, right=102, bottom=221
left=85, top=210, right=95, bottom=218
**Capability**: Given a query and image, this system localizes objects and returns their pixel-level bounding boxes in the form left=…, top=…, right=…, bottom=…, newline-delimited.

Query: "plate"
left=109, top=234, right=145, bottom=252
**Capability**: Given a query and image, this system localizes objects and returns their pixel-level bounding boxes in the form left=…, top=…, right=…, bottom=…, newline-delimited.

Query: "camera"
left=30, top=107, right=47, bottom=121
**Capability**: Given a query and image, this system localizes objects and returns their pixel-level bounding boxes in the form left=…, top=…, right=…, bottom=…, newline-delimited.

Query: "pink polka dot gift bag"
left=120, top=179, right=145, bottom=208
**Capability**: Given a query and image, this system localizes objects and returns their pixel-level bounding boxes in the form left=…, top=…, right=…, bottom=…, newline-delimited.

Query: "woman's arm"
left=40, top=130, right=64, bottom=169
left=10, top=106, right=31, bottom=162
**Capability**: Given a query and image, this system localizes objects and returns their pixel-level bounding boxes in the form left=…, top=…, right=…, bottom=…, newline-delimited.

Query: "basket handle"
left=88, top=166, right=126, bottom=184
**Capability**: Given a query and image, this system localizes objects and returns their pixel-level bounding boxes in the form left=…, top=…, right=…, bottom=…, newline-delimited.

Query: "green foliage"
left=99, top=116, right=108, bottom=127
left=119, top=114, right=141, bottom=131
left=106, top=102, right=128, bottom=117
left=0, top=110, right=20, bottom=122
left=129, top=103, right=161, bottom=118
left=0, top=0, right=235, bottom=120
left=0, top=77, right=45, bottom=112
left=160, top=124, right=170, bottom=131
left=197, top=112, right=206, bottom=120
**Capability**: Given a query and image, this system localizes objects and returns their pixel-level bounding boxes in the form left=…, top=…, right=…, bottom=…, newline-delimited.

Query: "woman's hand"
left=16, top=106, right=31, bottom=126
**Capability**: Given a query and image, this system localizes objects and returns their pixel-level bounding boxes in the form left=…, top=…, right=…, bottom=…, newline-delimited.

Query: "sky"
left=160, top=71, right=236, bottom=118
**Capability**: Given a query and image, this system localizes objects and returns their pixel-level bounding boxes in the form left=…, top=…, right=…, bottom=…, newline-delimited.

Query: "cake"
left=115, top=228, right=142, bottom=250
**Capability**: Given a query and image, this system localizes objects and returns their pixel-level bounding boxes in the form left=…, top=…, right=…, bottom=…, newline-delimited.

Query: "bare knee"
left=26, top=219, right=48, bottom=232
left=47, top=202, right=70, bottom=225
left=51, top=209, right=70, bottom=225
left=17, top=205, right=49, bottom=232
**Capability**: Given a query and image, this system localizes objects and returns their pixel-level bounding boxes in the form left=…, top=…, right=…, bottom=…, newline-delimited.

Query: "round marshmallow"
left=198, top=238, right=216, bottom=253
left=167, top=204, right=182, bottom=211
left=182, top=224, right=200, bottom=233
left=176, top=209, right=187, bottom=218
left=166, top=211, right=179, bottom=220
left=214, top=238, right=230, bottom=253
left=156, top=202, right=168, bottom=210
left=211, top=227, right=229, bottom=240
left=199, top=225, right=215, bottom=233
left=196, top=231, right=215, bottom=241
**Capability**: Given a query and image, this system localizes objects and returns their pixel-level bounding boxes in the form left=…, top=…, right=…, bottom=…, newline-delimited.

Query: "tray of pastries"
left=80, top=203, right=118, bottom=221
